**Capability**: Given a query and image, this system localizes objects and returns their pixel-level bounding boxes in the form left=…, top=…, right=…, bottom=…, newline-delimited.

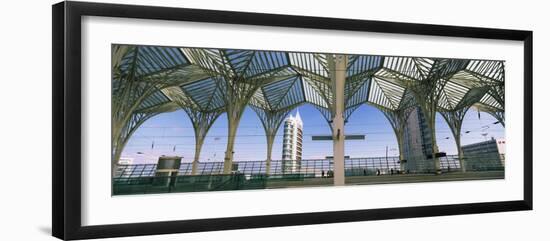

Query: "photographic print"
left=111, top=45, right=505, bottom=195
left=53, top=2, right=531, bottom=239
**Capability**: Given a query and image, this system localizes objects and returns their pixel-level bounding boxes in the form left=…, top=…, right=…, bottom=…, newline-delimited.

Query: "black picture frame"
left=52, top=1, right=533, bottom=240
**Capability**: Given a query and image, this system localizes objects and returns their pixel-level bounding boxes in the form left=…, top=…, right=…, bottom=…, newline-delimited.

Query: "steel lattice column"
left=440, top=109, right=469, bottom=172
left=183, top=109, right=224, bottom=175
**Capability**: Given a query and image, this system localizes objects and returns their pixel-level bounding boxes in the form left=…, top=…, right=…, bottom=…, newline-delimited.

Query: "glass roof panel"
left=119, top=46, right=189, bottom=78
left=369, top=78, right=394, bottom=109
left=302, top=77, right=329, bottom=108
left=383, top=57, right=433, bottom=80
left=244, top=51, right=289, bottom=78
left=224, top=49, right=255, bottom=75
left=479, top=93, right=502, bottom=110
left=180, top=77, right=225, bottom=110
left=136, top=88, right=171, bottom=111
left=275, top=77, right=305, bottom=110
left=430, top=59, right=469, bottom=79
left=347, top=55, right=383, bottom=77
left=466, top=60, right=504, bottom=82
left=439, top=80, right=469, bottom=110
left=181, top=48, right=227, bottom=76
left=345, top=76, right=371, bottom=108
left=289, top=53, right=329, bottom=77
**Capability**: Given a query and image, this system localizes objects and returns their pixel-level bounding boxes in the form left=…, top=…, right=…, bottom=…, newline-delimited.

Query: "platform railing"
left=114, top=154, right=504, bottom=180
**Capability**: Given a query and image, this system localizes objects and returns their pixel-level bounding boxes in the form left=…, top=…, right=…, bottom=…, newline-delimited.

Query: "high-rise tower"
left=403, top=107, right=434, bottom=171
left=282, top=110, right=303, bottom=173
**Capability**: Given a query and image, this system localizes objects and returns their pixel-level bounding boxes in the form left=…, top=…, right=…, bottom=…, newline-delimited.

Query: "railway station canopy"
left=111, top=45, right=505, bottom=175
left=113, top=45, right=504, bottom=119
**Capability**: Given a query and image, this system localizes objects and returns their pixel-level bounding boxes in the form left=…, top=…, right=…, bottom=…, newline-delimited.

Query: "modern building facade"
left=282, top=111, right=303, bottom=173
left=461, top=137, right=504, bottom=170
left=461, top=137, right=502, bottom=155
left=402, top=107, right=434, bottom=171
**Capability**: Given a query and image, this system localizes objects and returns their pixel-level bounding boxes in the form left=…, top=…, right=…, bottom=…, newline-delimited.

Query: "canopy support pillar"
left=329, top=54, right=348, bottom=186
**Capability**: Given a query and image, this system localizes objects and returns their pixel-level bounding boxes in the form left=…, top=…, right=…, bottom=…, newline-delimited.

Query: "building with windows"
left=461, top=137, right=504, bottom=170
left=282, top=111, right=303, bottom=173
left=403, top=107, right=434, bottom=171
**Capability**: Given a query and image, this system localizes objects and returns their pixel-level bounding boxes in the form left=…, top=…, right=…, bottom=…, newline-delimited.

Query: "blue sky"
left=122, top=104, right=504, bottom=164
